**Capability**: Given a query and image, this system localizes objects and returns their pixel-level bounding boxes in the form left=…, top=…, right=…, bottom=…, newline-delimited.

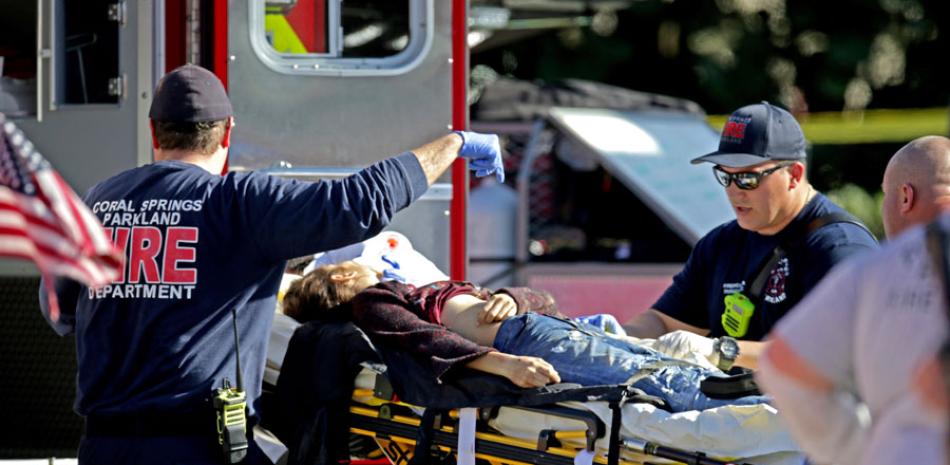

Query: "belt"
left=85, top=411, right=215, bottom=437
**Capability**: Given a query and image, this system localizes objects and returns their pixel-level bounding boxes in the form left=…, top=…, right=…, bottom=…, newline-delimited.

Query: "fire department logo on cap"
left=690, top=101, right=807, bottom=168
left=721, top=115, right=751, bottom=143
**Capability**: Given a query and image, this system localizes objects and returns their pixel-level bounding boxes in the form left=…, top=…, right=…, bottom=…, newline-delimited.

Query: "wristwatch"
left=712, top=336, right=740, bottom=372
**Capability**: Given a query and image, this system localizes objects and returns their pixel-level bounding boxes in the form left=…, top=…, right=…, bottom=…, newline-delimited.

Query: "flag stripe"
left=0, top=203, right=62, bottom=232
left=0, top=115, right=123, bottom=310
left=0, top=208, right=80, bottom=249
left=0, top=190, right=60, bottom=227
left=43, top=170, right=122, bottom=270
left=0, top=225, right=83, bottom=257
left=46, top=171, right=93, bottom=248
left=0, top=232, right=111, bottom=287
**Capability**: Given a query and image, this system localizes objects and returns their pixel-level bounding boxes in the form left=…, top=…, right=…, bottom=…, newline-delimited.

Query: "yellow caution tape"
left=708, top=107, right=949, bottom=144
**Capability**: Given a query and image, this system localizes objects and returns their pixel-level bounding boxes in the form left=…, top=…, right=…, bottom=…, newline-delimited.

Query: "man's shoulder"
left=799, top=194, right=877, bottom=248
left=85, top=165, right=155, bottom=198
left=796, top=225, right=876, bottom=273
left=87, top=162, right=215, bottom=199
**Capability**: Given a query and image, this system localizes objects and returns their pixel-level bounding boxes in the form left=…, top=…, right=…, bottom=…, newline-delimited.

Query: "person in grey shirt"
left=757, top=136, right=950, bottom=465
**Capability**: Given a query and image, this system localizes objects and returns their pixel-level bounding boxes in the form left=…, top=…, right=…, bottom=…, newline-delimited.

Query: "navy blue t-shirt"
left=40, top=152, right=427, bottom=417
left=653, top=193, right=878, bottom=341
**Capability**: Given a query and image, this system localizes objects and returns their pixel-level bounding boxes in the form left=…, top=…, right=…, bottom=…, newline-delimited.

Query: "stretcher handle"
left=622, top=438, right=753, bottom=465
left=537, top=429, right=593, bottom=454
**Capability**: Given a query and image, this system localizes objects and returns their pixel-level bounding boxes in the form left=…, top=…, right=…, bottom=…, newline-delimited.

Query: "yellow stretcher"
left=266, top=314, right=802, bottom=465
left=342, top=368, right=801, bottom=465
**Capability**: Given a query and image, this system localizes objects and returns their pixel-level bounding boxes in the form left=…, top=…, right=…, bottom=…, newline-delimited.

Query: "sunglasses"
left=712, top=162, right=794, bottom=190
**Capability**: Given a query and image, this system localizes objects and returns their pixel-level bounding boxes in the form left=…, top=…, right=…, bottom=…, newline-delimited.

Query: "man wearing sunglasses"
left=623, top=102, right=877, bottom=370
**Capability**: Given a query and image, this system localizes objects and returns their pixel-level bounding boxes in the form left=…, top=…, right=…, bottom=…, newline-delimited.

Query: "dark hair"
left=152, top=119, right=228, bottom=154
left=282, top=263, right=360, bottom=323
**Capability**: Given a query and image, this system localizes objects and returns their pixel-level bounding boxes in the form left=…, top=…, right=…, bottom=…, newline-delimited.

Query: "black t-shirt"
left=653, top=194, right=878, bottom=341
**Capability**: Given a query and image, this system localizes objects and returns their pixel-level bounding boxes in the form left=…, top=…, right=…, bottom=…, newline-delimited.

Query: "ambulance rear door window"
left=252, top=0, right=427, bottom=76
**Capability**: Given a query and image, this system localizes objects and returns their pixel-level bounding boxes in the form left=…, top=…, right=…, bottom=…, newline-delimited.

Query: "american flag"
left=0, top=113, right=123, bottom=321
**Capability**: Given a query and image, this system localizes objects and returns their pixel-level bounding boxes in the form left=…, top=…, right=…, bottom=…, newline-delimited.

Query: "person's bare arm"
left=411, top=133, right=463, bottom=185
left=465, top=351, right=561, bottom=388
left=623, top=309, right=708, bottom=339
left=412, top=131, right=505, bottom=185
left=735, top=339, right=767, bottom=369
left=629, top=311, right=765, bottom=368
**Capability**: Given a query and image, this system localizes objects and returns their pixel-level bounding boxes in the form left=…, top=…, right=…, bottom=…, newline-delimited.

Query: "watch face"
left=720, top=338, right=739, bottom=360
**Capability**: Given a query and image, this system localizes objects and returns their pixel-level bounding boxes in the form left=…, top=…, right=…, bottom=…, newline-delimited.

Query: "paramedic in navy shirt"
left=37, top=64, right=505, bottom=465
left=623, top=102, right=877, bottom=370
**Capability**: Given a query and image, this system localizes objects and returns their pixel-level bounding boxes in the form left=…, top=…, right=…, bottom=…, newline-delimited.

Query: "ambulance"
left=0, top=1, right=730, bottom=459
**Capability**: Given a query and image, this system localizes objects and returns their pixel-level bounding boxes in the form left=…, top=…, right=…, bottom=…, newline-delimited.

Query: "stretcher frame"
left=347, top=373, right=754, bottom=465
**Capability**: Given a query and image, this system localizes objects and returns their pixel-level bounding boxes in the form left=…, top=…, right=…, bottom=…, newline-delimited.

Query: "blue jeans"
left=493, top=313, right=769, bottom=412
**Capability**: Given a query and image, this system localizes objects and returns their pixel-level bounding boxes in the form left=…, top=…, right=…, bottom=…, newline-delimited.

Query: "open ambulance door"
left=227, top=0, right=468, bottom=277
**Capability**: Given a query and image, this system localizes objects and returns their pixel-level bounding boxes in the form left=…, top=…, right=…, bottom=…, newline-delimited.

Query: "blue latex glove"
left=455, top=131, right=505, bottom=182
left=379, top=254, right=407, bottom=283
left=381, top=268, right=407, bottom=283
left=575, top=314, right=628, bottom=337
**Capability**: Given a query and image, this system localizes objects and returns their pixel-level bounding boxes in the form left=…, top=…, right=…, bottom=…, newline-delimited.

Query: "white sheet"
left=305, top=231, right=449, bottom=286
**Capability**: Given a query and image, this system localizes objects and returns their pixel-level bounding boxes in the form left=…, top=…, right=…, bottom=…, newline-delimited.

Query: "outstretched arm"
left=235, top=131, right=503, bottom=261
left=411, top=134, right=463, bottom=185
left=465, top=351, right=560, bottom=388
left=412, top=131, right=505, bottom=186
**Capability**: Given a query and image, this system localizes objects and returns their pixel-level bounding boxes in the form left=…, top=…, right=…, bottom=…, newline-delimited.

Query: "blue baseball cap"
left=691, top=101, right=806, bottom=168
left=149, top=64, right=233, bottom=123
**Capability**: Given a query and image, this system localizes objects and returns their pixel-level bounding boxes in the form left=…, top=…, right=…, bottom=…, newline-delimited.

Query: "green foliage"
left=825, top=183, right=885, bottom=239
left=471, top=0, right=947, bottom=236
left=473, top=0, right=950, bottom=114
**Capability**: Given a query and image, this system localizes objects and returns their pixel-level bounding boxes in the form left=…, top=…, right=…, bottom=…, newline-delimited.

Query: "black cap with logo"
left=691, top=101, right=806, bottom=168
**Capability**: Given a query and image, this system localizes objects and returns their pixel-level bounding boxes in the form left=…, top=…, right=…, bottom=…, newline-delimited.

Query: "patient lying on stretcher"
left=282, top=261, right=769, bottom=412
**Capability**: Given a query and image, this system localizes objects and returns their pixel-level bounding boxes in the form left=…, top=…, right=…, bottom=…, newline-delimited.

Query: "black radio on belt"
left=215, top=308, right=249, bottom=463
